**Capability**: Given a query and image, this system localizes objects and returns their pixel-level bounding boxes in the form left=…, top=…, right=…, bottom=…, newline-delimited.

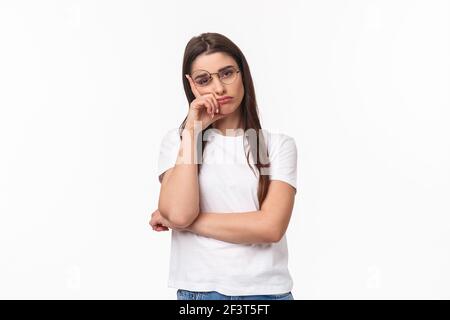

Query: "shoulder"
left=257, top=129, right=298, bottom=191
left=158, top=127, right=182, bottom=160
left=260, top=129, right=297, bottom=157
left=164, top=127, right=181, bottom=139
left=160, top=127, right=182, bottom=145
left=157, top=127, right=182, bottom=183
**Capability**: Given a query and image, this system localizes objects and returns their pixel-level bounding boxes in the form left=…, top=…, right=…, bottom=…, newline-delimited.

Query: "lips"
left=217, top=97, right=233, bottom=103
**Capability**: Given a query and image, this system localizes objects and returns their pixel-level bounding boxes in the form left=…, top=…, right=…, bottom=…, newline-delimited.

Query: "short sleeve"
left=157, top=128, right=181, bottom=183
left=266, top=134, right=298, bottom=193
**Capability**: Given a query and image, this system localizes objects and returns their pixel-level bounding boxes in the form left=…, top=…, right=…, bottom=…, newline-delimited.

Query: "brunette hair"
left=179, top=32, right=270, bottom=208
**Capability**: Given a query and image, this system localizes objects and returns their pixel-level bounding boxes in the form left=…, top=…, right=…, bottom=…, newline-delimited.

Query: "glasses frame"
left=190, top=66, right=241, bottom=87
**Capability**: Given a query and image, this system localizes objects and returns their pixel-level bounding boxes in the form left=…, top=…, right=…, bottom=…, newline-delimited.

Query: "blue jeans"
left=177, top=289, right=294, bottom=300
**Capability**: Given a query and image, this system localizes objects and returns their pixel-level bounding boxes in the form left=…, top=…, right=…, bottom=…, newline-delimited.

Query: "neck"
left=212, top=108, right=243, bottom=136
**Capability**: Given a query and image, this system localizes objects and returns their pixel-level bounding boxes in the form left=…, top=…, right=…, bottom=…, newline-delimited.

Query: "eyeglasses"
left=190, top=66, right=240, bottom=87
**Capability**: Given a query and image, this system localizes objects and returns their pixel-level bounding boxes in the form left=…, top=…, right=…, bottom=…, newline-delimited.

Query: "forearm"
left=186, top=211, right=276, bottom=245
left=158, top=128, right=200, bottom=228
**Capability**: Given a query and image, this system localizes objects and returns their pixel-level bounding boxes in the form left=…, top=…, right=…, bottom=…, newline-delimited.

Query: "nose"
left=210, top=74, right=225, bottom=95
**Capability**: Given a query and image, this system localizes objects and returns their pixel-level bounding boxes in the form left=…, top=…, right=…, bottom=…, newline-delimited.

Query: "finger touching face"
left=185, top=74, right=201, bottom=98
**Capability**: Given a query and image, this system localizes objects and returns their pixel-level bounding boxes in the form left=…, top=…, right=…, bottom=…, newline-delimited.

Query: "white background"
left=0, top=0, right=449, bottom=299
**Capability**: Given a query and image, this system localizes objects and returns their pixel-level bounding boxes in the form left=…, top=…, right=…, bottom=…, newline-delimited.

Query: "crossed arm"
left=151, top=179, right=296, bottom=245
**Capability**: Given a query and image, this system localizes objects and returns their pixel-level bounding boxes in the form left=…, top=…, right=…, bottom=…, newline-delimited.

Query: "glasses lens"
left=192, top=71, right=211, bottom=87
left=191, top=67, right=239, bottom=87
left=219, top=67, right=237, bottom=84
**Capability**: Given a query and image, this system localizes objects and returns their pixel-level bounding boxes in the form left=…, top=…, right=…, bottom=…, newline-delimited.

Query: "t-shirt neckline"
left=208, top=128, right=244, bottom=139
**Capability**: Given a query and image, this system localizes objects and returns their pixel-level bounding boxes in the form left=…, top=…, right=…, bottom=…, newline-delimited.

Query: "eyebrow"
left=217, top=65, right=234, bottom=72
left=193, top=65, right=235, bottom=74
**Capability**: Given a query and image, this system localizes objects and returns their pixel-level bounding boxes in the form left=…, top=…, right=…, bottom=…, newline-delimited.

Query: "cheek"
left=230, top=80, right=244, bottom=96
left=198, top=88, right=209, bottom=95
left=235, top=84, right=244, bottom=100
left=237, top=78, right=245, bottom=96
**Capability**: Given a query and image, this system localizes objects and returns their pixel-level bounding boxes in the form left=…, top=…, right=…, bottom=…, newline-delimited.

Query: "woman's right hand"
left=185, top=74, right=227, bottom=130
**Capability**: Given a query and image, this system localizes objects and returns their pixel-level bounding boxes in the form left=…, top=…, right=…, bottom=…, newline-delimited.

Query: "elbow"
left=262, top=228, right=284, bottom=244
left=169, top=214, right=196, bottom=229
left=158, top=207, right=199, bottom=229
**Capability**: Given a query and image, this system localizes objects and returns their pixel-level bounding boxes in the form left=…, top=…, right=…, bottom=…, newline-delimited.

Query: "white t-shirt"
left=157, top=127, right=298, bottom=296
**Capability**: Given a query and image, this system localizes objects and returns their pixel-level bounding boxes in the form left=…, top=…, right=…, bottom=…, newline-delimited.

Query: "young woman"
left=150, top=32, right=298, bottom=300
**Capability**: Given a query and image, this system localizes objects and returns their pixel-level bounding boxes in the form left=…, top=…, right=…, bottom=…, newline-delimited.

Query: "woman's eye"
left=195, top=78, right=208, bottom=85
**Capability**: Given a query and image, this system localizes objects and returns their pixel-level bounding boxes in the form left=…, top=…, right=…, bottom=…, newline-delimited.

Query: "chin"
left=219, top=104, right=239, bottom=115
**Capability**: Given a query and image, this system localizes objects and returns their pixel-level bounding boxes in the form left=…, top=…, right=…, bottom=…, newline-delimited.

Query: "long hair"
left=179, top=32, right=271, bottom=208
